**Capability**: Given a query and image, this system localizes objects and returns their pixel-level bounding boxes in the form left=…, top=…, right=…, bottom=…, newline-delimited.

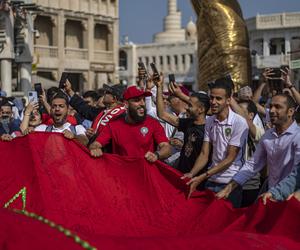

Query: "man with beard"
left=216, top=94, right=300, bottom=202
left=183, top=78, right=248, bottom=208
left=34, top=92, right=88, bottom=146
left=0, top=101, right=21, bottom=141
left=89, top=86, right=171, bottom=162
left=155, top=75, right=210, bottom=180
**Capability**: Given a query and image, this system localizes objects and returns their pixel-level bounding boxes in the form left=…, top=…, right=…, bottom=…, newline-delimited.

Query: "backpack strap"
left=45, top=125, right=53, bottom=132
left=69, top=125, right=77, bottom=135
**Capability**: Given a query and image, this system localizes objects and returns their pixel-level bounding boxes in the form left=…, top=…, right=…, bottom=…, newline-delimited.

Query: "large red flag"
left=0, top=133, right=299, bottom=249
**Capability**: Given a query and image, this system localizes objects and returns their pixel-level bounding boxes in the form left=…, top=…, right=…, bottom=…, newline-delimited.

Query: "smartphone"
left=28, top=91, right=38, bottom=103
left=59, top=72, right=69, bottom=88
left=272, top=68, right=282, bottom=79
left=169, top=74, right=175, bottom=84
left=138, top=62, right=148, bottom=80
left=34, top=83, right=43, bottom=96
left=150, top=63, right=160, bottom=81
left=138, top=62, right=146, bottom=70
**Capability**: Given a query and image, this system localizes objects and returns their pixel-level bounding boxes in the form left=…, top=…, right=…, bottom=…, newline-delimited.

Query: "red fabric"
left=0, top=209, right=84, bottom=250
left=41, top=114, right=77, bottom=125
left=91, top=104, right=126, bottom=133
left=97, top=116, right=169, bottom=157
left=0, top=133, right=300, bottom=249
left=123, top=86, right=152, bottom=100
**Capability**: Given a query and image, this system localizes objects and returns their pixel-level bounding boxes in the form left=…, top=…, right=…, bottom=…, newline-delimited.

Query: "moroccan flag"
left=0, top=133, right=299, bottom=249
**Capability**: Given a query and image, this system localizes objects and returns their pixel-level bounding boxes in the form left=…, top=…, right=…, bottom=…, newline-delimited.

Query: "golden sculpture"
left=191, top=0, right=251, bottom=91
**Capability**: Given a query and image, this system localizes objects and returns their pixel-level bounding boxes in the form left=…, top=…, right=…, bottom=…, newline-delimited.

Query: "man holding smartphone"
left=63, top=79, right=126, bottom=143
left=34, top=92, right=88, bottom=146
left=155, top=73, right=210, bottom=180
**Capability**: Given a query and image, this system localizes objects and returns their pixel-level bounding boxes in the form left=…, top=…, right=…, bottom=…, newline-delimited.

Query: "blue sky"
left=119, top=0, right=300, bottom=44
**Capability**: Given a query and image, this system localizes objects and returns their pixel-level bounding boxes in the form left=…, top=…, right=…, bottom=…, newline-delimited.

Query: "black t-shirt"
left=177, top=118, right=206, bottom=174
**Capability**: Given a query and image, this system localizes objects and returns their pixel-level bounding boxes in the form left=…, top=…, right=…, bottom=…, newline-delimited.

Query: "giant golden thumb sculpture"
left=191, top=0, right=251, bottom=91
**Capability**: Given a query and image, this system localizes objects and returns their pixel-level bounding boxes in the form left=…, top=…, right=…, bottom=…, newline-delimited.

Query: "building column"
left=285, top=36, right=291, bottom=54
left=88, top=16, right=94, bottom=90
left=185, top=54, right=190, bottom=73
left=178, top=54, right=184, bottom=73
left=263, top=37, right=270, bottom=56
left=112, top=19, right=119, bottom=83
left=20, top=63, right=32, bottom=94
left=57, top=10, right=65, bottom=77
left=1, top=59, right=12, bottom=96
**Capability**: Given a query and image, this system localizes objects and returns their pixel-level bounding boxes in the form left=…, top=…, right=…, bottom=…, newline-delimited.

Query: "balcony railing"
left=252, top=54, right=291, bottom=68
left=65, top=48, right=88, bottom=60
left=93, top=50, right=113, bottom=62
left=34, top=45, right=58, bottom=58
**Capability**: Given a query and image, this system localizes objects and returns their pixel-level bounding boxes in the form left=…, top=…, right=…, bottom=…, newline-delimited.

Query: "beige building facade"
left=119, top=0, right=198, bottom=90
left=32, top=0, right=119, bottom=92
left=247, top=12, right=300, bottom=86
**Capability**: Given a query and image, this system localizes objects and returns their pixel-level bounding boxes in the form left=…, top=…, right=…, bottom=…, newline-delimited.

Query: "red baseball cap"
left=123, top=86, right=152, bottom=100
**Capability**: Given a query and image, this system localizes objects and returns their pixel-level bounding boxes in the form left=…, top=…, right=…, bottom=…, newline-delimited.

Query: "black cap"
left=103, top=84, right=126, bottom=101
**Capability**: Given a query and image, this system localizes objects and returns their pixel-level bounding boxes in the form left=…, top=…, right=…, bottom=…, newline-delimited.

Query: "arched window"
left=65, top=20, right=84, bottom=48
left=34, top=15, right=54, bottom=46
left=94, top=24, right=110, bottom=51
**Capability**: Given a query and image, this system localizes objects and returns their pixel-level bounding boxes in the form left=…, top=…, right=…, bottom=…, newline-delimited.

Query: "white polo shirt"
left=204, top=108, right=248, bottom=184
left=34, top=122, right=86, bottom=136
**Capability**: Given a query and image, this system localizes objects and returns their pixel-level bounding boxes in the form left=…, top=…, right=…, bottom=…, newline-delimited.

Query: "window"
left=182, top=55, right=185, bottom=64
left=94, top=23, right=110, bottom=50
left=119, top=50, right=127, bottom=70
left=189, top=54, right=194, bottom=64
left=152, top=56, right=156, bottom=64
left=160, top=56, right=163, bottom=65
left=174, top=55, right=178, bottom=65
left=167, top=56, right=170, bottom=65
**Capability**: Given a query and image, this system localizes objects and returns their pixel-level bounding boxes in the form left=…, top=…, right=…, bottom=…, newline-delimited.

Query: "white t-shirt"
left=34, top=122, right=86, bottom=136
left=204, top=108, right=249, bottom=184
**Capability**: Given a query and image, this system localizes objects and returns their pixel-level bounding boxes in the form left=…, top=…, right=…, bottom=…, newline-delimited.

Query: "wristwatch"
left=154, top=151, right=160, bottom=160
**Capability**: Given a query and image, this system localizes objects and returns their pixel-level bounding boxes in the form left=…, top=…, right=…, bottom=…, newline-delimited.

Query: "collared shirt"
left=233, top=121, right=300, bottom=188
left=204, top=108, right=248, bottom=184
left=269, top=163, right=300, bottom=201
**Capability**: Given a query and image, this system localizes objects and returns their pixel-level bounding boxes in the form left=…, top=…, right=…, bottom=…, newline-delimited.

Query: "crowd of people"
left=1, top=65, right=300, bottom=208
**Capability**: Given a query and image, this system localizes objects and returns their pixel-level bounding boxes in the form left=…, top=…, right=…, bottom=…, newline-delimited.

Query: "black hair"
left=238, top=100, right=257, bottom=116
left=275, top=93, right=297, bottom=109
left=50, top=91, right=69, bottom=106
left=97, top=88, right=106, bottom=97
left=191, top=92, right=210, bottom=114
left=209, top=76, right=233, bottom=98
left=82, top=91, right=99, bottom=102
left=46, top=87, right=60, bottom=103
left=0, top=100, right=12, bottom=109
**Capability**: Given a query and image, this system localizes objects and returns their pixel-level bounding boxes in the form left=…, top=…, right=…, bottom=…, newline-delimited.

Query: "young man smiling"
left=216, top=94, right=300, bottom=202
left=182, top=78, right=249, bottom=208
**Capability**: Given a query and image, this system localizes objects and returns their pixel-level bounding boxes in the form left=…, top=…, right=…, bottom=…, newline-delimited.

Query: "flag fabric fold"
left=0, top=133, right=299, bottom=249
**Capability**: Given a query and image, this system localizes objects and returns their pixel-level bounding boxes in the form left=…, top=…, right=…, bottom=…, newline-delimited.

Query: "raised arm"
left=155, top=74, right=180, bottom=127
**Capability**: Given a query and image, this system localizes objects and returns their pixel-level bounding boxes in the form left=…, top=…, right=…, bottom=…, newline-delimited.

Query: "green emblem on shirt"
left=225, top=127, right=231, bottom=137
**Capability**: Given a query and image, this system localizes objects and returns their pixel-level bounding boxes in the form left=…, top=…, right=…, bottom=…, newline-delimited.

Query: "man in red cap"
left=89, top=86, right=171, bottom=162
